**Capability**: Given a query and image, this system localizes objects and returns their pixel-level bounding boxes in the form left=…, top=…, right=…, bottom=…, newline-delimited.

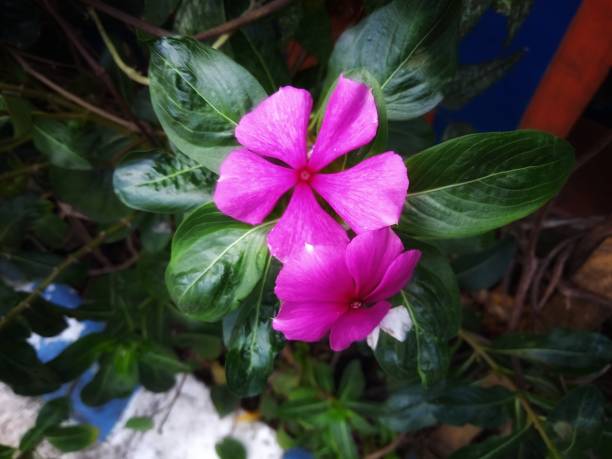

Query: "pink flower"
left=213, top=75, right=408, bottom=261
left=272, top=228, right=421, bottom=351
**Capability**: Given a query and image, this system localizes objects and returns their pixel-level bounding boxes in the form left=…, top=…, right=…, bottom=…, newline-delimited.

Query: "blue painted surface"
left=434, top=0, right=581, bottom=135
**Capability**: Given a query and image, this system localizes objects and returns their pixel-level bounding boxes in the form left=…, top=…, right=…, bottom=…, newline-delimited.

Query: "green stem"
left=0, top=216, right=134, bottom=331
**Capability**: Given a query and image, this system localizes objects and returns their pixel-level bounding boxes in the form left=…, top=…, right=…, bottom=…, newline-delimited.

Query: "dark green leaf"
left=374, top=329, right=419, bottom=382
left=3, top=95, right=32, bottom=138
left=138, top=343, right=189, bottom=392
left=81, top=344, right=139, bottom=406
left=492, top=329, right=612, bottom=374
left=113, top=150, right=215, bottom=213
left=338, top=360, right=365, bottom=402
left=460, top=0, right=494, bottom=36
left=387, top=118, right=435, bottom=157
left=449, top=424, right=531, bottom=459
left=226, top=256, right=283, bottom=397
left=0, top=339, right=60, bottom=396
left=444, top=51, right=523, bottom=109
left=326, top=0, right=460, bottom=120
left=143, top=0, right=180, bottom=25
left=174, top=0, right=225, bottom=35
left=22, top=299, right=67, bottom=337
left=547, top=385, right=605, bottom=457
left=19, top=397, right=70, bottom=452
left=32, top=118, right=91, bottom=170
left=215, top=436, right=246, bottom=459
left=495, top=0, right=534, bottom=42
left=166, top=203, right=271, bottom=321
left=211, top=385, right=240, bottom=418
left=0, top=445, right=15, bottom=459
left=452, top=237, right=516, bottom=291
left=125, top=416, right=154, bottom=431
left=46, top=424, right=98, bottom=452
left=149, top=37, right=266, bottom=172
left=401, top=130, right=575, bottom=239
left=172, top=332, right=222, bottom=360
left=140, top=214, right=173, bottom=253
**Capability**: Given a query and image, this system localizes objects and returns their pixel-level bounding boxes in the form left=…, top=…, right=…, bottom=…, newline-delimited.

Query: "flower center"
left=296, top=167, right=313, bottom=183
left=350, top=300, right=364, bottom=310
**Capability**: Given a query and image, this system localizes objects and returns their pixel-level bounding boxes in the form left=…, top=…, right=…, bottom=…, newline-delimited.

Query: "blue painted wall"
left=435, top=0, right=582, bottom=135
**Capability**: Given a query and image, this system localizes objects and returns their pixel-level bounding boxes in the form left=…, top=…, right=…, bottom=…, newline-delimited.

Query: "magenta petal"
left=267, top=184, right=349, bottom=262
left=368, top=250, right=422, bottom=303
left=214, top=149, right=296, bottom=224
left=274, top=242, right=353, bottom=304
left=312, top=152, right=408, bottom=233
left=273, top=301, right=346, bottom=342
left=345, top=228, right=404, bottom=298
left=235, top=86, right=311, bottom=169
left=329, top=301, right=391, bottom=351
left=308, top=75, right=378, bottom=171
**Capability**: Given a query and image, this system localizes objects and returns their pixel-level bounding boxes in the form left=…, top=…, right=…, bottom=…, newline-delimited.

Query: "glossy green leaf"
left=226, top=256, right=283, bottom=397
left=326, top=0, right=460, bottom=120
left=374, top=329, right=419, bottom=382
left=547, top=385, right=605, bottom=457
left=32, top=118, right=91, bottom=170
left=338, top=360, right=365, bottom=402
left=449, top=424, right=531, bottom=459
left=19, top=397, right=70, bottom=452
left=149, top=37, right=266, bottom=173
left=492, top=329, right=612, bottom=373
left=81, top=344, right=139, bottom=406
left=113, top=150, right=215, bottom=213
left=452, top=237, right=516, bottom=291
left=401, top=130, right=575, bottom=239
left=215, top=436, right=246, bottom=459
left=174, top=0, right=225, bottom=35
left=387, top=118, right=435, bottom=157
left=166, top=203, right=271, bottom=321
left=125, top=416, right=154, bottom=431
left=46, top=424, right=98, bottom=452
left=444, top=51, right=523, bottom=109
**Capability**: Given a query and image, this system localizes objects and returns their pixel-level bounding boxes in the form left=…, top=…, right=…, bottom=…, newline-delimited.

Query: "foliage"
left=0, top=1, right=608, bottom=459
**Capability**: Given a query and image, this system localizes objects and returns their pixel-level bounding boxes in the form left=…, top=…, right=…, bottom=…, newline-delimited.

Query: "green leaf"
left=215, top=436, right=246, bottom=459
left=138, top=343, right=189, bottom=392
left=81, top=344, right=139, bottom=406
left=113, top=150, right=215, bottom=213
left=3, top=95, right=32, bottom=138
left=329, top=420, right=358, bottom=459
left=226, top=255, right=283, bottom=397
left=140, top=214, right=173, bottom=253
left=452, top=237, right=516, bottom=291
left=444, top=51, right=523, bottom=109
left=495, top=0, right=534, bottom=43
left=46, top=424, right=98, bottom=452
left=125, top=416, right=154, bottom=432
left=149, top=37, right=266, bottom=173
left=374, top=329, right=419, bottom=382
left=547, top=385, right=605, bottom=457
left=491, top=329, right=612, bottom=374
left=460, top=0, right=494, bottom=36
left=22, top=299, right=67, bottom=337
left=211, top=385, right=240, bottom=418
left=338, top=360, right=365, bottom=402
left=401, top=130, right=575, bottom=239
left=143, top=0, right=181, bottom=25
left=32, top=118, right=91, bottom=170
left=50, top=167, right=131, bottom=223
left=172, top=332, right=222, bottom=360
left=165, top=203, right=271, bottom=321
left=387, top=118, right=435, bottom=157
left=174, top=0, right=225, bottom=35
left=0, top=339, right=60, bottom=396
left=20, top=397, right=70, bottom=452
left=449, top=423, right=531, bottom=459
left=326, top=0, right=460, bottom=120
left=0, top=445, right=16, bottom=459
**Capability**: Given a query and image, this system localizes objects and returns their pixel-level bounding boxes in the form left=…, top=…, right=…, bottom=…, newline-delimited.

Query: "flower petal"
left=235, top=86, right=312, bottom=169
left=367, top=250, right=421, bottom=302
left=308, top=75, right=378, bottom=171
left=329, top=301, right=391, bottom=351
left=214, top=149, right=296, bottom=224
left=268, top=184, right=349, bottom=262
left=366, top=305, right=413, bottom=350
left=312, top=152, right=408, bottom=233
left=345, top=228, right=404, bottom=298
left=274, top=244, right=353, bottom=304
left=272, top=301, right=346, bottom=342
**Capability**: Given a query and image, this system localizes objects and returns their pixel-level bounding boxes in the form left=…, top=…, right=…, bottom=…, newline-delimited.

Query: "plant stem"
left=0, top=216, right=134, bottom=331
left=458, top=329, right=562, bottom=459
left=79, top=0, right=171, bottom=37
left=89, top=9, right=150, bottom=85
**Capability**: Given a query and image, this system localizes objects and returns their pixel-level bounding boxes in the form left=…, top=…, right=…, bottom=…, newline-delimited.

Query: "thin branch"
left=194, top=0, right=294, bottom=40
left=79, top=0, right=171, bottom=37
left=558, top=281, right=612, bottom=310
left=89, top=8, right=150, bottom=85
left=0, top=216, right=134, bottom=331
left=10, top=51, right=138, bottom=132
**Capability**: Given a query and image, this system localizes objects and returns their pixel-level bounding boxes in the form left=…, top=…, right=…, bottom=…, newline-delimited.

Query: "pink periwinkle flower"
left=272, top=228, right=421, bottom=351
left=213, top=75, right=408, bottom=262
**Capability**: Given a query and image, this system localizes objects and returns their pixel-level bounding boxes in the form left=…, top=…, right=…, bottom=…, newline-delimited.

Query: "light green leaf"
left=125, top=416, right=154, bottom=431
left=19, top=397, right=70, bottom=452
left=113, top=150, right=216, bottom=213
left=165, top=203, right=271, bottom=321
left=401, top=130, right=575, bottom=239
left=149, top=37, right=266, bottom=173
left=326, top=0, right=460, bottom=120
